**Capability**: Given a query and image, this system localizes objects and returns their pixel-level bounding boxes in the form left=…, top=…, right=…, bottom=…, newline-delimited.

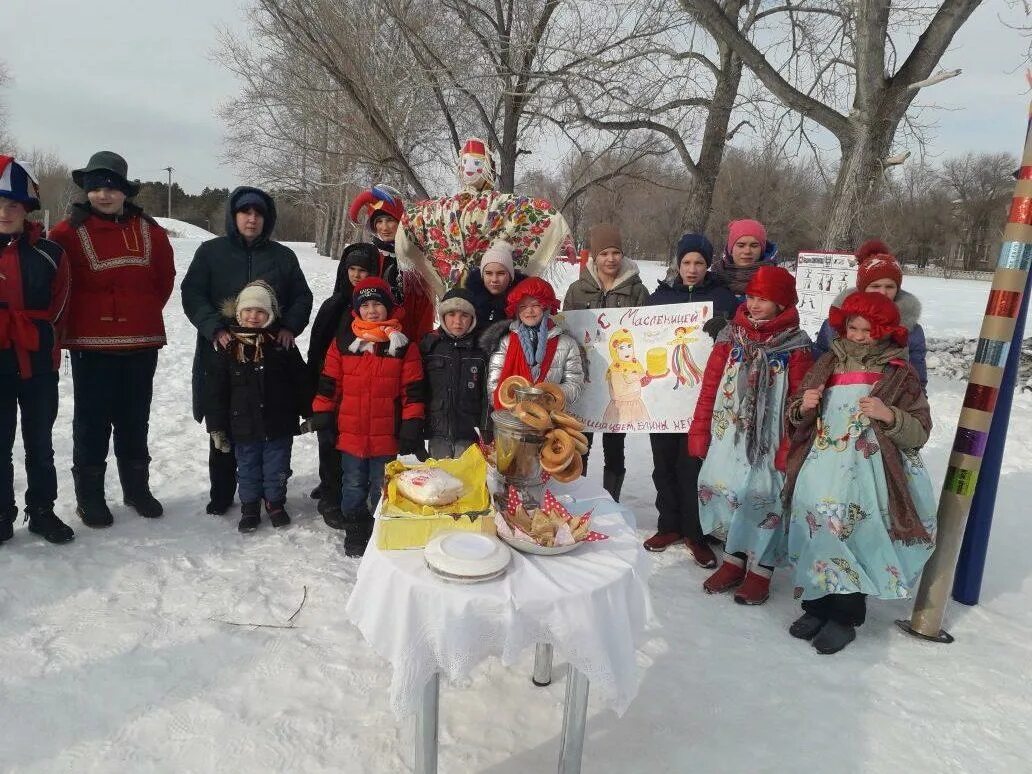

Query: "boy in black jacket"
left=206, top=281, right=310, bottom=533
left=419, top=288, right=487, bottom=459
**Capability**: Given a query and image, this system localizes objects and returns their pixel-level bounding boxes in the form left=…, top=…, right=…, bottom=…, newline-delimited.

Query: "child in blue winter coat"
left=784, top=291, right=936, bottom=655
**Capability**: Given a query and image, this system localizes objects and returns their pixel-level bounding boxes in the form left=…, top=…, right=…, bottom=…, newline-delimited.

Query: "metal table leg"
left=415, top=673, right=439, bottom=774
left=557, top=666, right=589, bottom=774
left=532, top=643, right=553, bottom=686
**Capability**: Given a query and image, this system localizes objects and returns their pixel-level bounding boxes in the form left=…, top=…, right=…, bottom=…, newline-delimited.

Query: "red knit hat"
left=855, top=238, right=902, bottom=291
left=505, top=277, right=559, bottom=318
left=745, top=264, right=797, bottom=309
left=829, top=291, right=908, bottom=346
left=352, top=276, right=397, bottom=315
left=726, top=218, right=767, bottom=253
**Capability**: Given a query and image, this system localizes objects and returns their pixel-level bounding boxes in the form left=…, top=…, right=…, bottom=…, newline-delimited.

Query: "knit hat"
left=0, top=156, right=41, bottom=212
left=855, top=239, right=903, bottom=291
left=675, top=233, right=714, bottom=266
left=745, top=264, right=797, bottom=309
left=726, top=219, right=767, bottom=254
left=352, top=276, right=396, bottom=314
left=232, top=191, right=268, bottom=216
left=505, top=276, right=559, bottom=318
left=589, top=223, right=622, bottom=255
left=829, top=291, right=908, bottom=346
left=235, top=280, right=278, bottom=327
left=341, top=242, right=378, bottom=273
left=438, top=287, right=477, bottom=329
left=72, top=151, right=140, bottom=197
left=480, top=241, right=515, bottom=278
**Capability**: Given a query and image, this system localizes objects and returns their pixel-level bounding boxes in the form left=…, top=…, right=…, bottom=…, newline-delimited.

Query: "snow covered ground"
left=1, top=243, right=1030, bottom=773
left=153, top=218, right=217, bottom=240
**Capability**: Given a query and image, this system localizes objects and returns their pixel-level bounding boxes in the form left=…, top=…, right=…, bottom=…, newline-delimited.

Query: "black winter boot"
left=602, top=468, right=626, bottom=503
left=238, top=501, right=261, bottom=533
left=344, top=508, right=373, bottom=557
left=309, top=484, right=323, bottom=500
left=73, top=465, right=114, bottom=528
left=321, top=507, right=345, bottom=530
left=789, top=613, right=826, bottom=641
left=118, top=459, right=164, bottom=518
left=265, top=500, right=291, bottom=528
left=812, top=620, right=857, bottom=655
left=0, top=507, right=15, bottom=543
left=26, top=506, right=75, bottom=544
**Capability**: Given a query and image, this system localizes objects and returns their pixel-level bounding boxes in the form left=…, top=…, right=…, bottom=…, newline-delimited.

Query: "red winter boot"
left=685, top=539, right=717, bottom=569
left=644, top=532, right=682, bottom=552
left=703, top=555, right=746, bottom=593
left=734, top=568, right=772, bottom=605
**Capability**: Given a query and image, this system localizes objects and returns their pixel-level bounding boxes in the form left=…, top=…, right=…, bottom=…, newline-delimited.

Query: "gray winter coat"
left=487, top=320, right=585, bottom=406
left=562, top=258, right=650, bottom=311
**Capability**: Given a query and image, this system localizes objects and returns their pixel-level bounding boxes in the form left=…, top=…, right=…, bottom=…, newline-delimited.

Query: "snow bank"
left=153, top=217, right=217, bottom=240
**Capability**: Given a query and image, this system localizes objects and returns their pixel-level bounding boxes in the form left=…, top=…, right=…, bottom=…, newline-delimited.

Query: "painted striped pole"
left=898, top=98, right=1032, bottom=642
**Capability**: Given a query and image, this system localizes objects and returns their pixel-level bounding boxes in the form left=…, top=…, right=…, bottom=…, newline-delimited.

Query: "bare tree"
left=941, top=152, right=1014, bottom=270
left=683, top=0, right=982, bottom=249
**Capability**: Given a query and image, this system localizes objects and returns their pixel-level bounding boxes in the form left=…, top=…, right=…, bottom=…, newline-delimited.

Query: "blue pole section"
left=952, top=267, right=1032, bottom=605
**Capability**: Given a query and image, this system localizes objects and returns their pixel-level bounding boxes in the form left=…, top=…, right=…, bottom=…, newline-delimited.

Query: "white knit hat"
left=480, top=240, right=515, bottom=278
left=235, top=281, right=278, bottom=327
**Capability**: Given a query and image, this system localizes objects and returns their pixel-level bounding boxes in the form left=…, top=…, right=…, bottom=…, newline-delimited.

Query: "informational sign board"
left=561, top=302, right=714, bottom=433
left=795, top=251, right=856, bottom=335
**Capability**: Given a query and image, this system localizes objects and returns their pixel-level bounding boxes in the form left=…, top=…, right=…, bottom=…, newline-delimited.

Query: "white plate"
left=426, top=561, right=508, bottom=584
left=497, top=531, right=582, bottom=556
left=424, top=532, right=511, bottom=578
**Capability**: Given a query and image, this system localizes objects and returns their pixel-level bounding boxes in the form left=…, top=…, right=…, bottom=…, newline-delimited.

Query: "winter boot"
left=265, top=500, right=291, bottom=528
left=643, top=531, right=681, bottom=552
left=0, top=507, right=15, bottom=543
left=321, top=507, right=345, bottom=530
left=812, top=620, right=856, bottom=655
left=73, top=465, right=114, bottom=528
left=685, top=539, right=718, bottom=569
left=789, top=613, right=826, bottom=641
left=118, top=459, right=164, bottom=518
left=602, top=468, right=625, bottom=503
left=206, top=499, right=232, bottom=516
left=25, top=506, right=75, bottom=544
left=702, top=554, right=746, bottom=594
left=344, top=508, right=374, bottom=558
left=734, top=567, right=772, bottom=605
left=238, top=501, right=261, bottom=533
left=310, top=484, right=323, bottom=500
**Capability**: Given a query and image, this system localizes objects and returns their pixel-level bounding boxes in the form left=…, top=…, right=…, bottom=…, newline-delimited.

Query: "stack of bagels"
left=497, top=376, right=587, bottom=483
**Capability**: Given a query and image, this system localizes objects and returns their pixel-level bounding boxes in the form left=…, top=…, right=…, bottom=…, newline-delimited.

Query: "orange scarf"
left=352, top=317, right=403, bottom=343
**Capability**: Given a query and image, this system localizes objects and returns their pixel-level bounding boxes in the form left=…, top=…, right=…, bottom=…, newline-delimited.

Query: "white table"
left=344, top=479, right=653, bottom=773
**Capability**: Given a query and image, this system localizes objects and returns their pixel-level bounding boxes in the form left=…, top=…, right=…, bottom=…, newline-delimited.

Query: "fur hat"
left=745, top=264, right=797, bottom=309
left=675, top=233, right=714, bottom=266
left=589, top=223, right=622, bottom=255
left=232, top=280, right=279, bottom=327
left=0, top=156, right=41, bottom=212
left=855, top=239, right=903, bottom=291
left=830, top=291, right=908, bottom=346
left=505, top=276, right=559, bottom=318
left=438, top=287, right=477, bottom=330
left=480, top=241, right=515, bottom=278
left=352, top=276, right=396, bottom=315
left=726, top=219, right=767, bottom=254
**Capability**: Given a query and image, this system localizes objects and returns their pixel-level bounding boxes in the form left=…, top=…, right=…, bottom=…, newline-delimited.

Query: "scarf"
left=710, top=255, right=764, bottom=296
left=493, top=329, right=560, bottom=408
left=783, top=345, right=932, bottom=546
left=719, top=314, right=811, bottom=465
left=515, top=317, right=550, bottom=379
left=352, top=317, right=403, bottom=343
left=229, top=329, right=269, bottom=363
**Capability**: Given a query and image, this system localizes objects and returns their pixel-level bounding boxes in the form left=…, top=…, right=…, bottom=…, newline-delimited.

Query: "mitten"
left=210, top=431, right=231, bottom=453
left=387, top=330, right=409, bottom=357
left=703, top=314, right=728, bottom=341
left=398, top=418, right=427, bottom=459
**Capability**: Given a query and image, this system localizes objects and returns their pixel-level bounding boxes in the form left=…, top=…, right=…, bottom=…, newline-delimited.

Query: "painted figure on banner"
left=669, top=325, right=704, bottom=389
left=602, top=329, right=652, bottom=425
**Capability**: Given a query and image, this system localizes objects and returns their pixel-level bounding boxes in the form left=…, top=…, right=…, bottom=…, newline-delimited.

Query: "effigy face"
left=459, top=152, right=494, bottom=192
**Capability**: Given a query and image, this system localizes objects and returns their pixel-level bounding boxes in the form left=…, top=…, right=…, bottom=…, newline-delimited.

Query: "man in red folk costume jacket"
left=49, top=152, right=175, bottom=529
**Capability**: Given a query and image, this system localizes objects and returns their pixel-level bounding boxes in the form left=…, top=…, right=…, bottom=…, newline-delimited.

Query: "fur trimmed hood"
left=830, top=286, right=921, bottom=331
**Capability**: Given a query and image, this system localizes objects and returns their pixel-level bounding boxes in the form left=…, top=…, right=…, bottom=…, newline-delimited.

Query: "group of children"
left=668, top=232, right=934, bottom=655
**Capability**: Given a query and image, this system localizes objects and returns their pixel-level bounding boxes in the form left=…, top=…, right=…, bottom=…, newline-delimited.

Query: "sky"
left=2, top=0, right=1030, bottom=194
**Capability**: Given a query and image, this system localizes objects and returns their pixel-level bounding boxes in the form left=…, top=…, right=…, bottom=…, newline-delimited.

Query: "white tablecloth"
left=344, top=480, right=654, bottom=718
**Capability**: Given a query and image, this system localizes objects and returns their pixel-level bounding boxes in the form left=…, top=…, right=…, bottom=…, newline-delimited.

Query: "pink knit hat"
left=726, top=219, right=767, bottom=254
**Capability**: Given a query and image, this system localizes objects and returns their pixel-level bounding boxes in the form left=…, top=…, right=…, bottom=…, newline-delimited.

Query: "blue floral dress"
left=786, top=375, right=936, bottom=601
left=697, top=351, right=791, bottom=567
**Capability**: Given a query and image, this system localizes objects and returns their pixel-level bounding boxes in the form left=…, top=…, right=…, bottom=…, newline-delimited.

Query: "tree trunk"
left=821, top=122, right=894, bottom=250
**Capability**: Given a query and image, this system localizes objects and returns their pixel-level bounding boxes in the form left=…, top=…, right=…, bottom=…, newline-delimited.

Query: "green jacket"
left=562, top=258, right=649, bottom=311
left=182, top=187, right=314, bottom=422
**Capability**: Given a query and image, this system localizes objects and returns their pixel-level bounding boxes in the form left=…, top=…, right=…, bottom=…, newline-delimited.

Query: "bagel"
left=499, top=375, right=531, bottom=409
left=549, top=409, right=584, bottom=432
left=540, top=429, right=577, bottom=472
left=538, top=382, right=566, bottom=412
left=550, top=450, right=584, bottom=483
left=566, top=429, right=589, bottom=455
left=513, top=400, right=553, bottom=431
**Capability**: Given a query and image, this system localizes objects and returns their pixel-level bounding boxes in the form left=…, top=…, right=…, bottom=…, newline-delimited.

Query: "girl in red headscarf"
left=782, top=291, right=936, bottom=655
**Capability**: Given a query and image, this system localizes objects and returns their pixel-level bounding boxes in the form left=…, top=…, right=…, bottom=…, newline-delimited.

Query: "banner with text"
left=795, top=251, right=856, bottom=335
left=562, top=302, right=714, bottom=433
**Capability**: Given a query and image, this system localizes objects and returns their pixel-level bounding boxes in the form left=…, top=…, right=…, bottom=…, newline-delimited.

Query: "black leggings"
left=582, top=432, right=625, bottom=473
left=802, top=593, right=868, bottom=627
